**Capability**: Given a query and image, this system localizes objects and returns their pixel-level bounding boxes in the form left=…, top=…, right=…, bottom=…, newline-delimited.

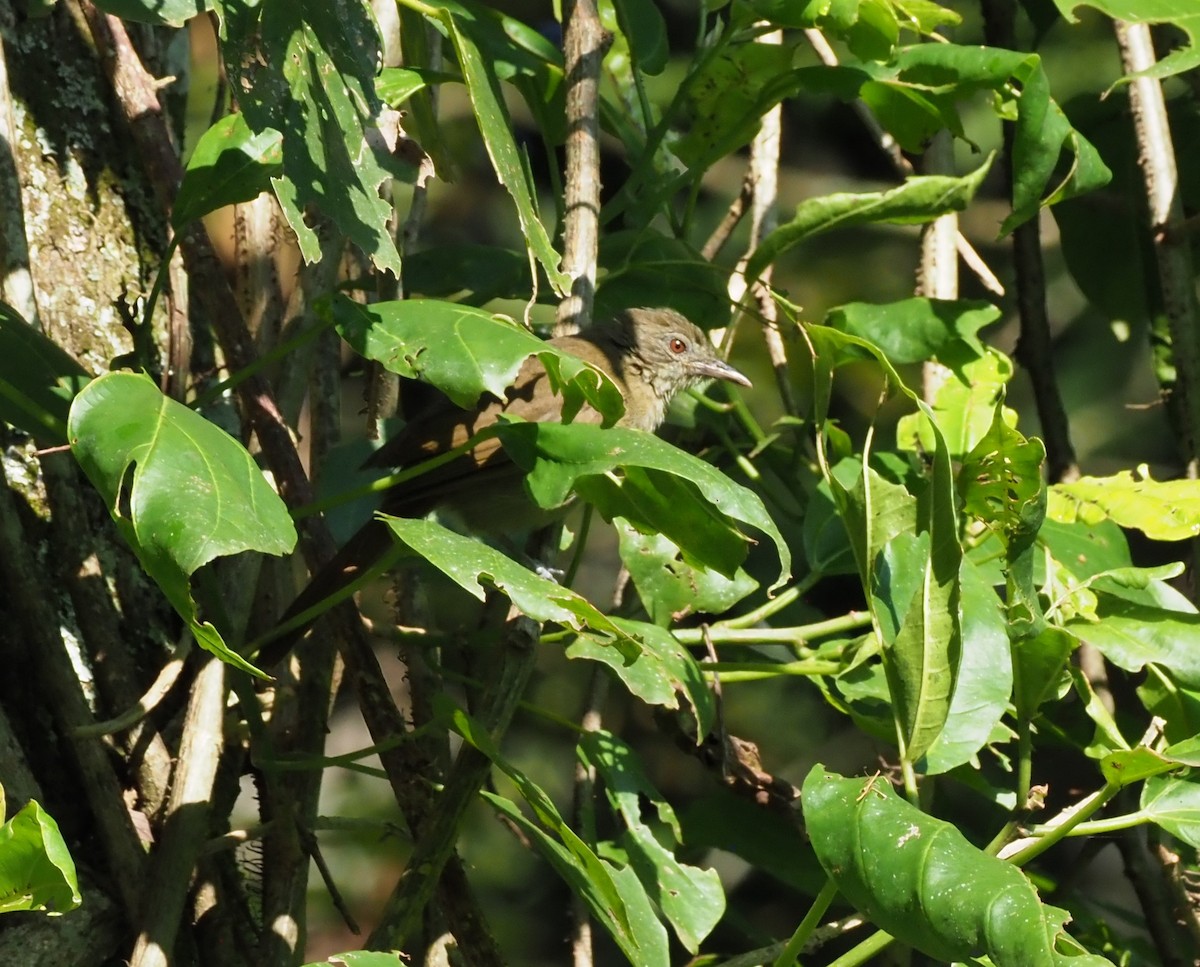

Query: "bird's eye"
left=669, top=337, right=687, bottom=354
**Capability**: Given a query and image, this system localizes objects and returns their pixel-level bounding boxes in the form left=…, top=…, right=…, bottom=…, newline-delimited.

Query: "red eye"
left=669, top=337, right=687, bottom=354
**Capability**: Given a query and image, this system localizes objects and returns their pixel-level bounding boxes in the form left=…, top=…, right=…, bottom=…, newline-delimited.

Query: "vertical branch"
left=1115, top=18, right=1200, bottom=476
left=727, top=29, right=795, bottom=414
left=981, top=0, right=1079, bottom=483
left=555, top=0, right=610, bottom=336
left=916, top=132, right=959, bottom=405
left=129, top=657, right=226, bottom=967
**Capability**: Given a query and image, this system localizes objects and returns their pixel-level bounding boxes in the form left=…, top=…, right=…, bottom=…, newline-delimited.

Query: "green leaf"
left=1141, top=774, right=1200, bottom=847
left=825, top=298, right=999, bottom=365
left=803, top=766, right=1116, bottom=966
left=326, top=295, right=624, bottom=423
left=382, top=516, right=641, bottom=661
left=435, top=698, right=651, bottom=959
left=480, top=790, right=667, bottom=964
left=1049, top=468, right=1200, bottom=542
left=302, top=953, right=407, bottom=967
left=959, top=405, right=1048, bottom=535
left=402, top=244, right=532, bottom=305
left=1098, top=747, right=1175, bottom=787
left=1052, top=0, right=1200, bottom=80
left=1013, top=626, right=1077, bottom=718
left=92, top=0, right=211, bottom=27
left=493, top=420, right=792, bottom=592
left=376, top=67, right=444, bottom=107
left=567, top=617, right=715, bottom=738
left=67, top=372, right=296, bottom=676
left=439, top=4, right=568, bottom=292
left=898, top=351, right=1017, bottom=459
left=746, top=159, right=991, bottom=282
left=0, top=799, right=80, bottom=915
left=673, top=38, right=800, bottom=170
left=595, top=231, right=729, bottom=327
left=922, top=558, right=1012, bottom=774
left=605, top=0, right=669, bottom=75
left=616, top=521, right=759, bottom=625
left=807, top=325, right=963, bottom=763
left=224, top=0, right=403, bottom=273
left=1038, top=517, right=1134, bottom=582
left=0, top=301, right=91, bottom=445
left=1069, top=595, right=1200, bottom=689
left=579, top=732, right=724, bottom=952
left=173, top=113, right=282, bottom=228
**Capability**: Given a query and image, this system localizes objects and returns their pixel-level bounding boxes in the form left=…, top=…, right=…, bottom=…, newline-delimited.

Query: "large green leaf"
left=435, top=2, right=568, bottom=292
left=807, top=325, right=962, bottom=763
left=173, top=113, right=282, bottom=228
left=381, top=516, right=641, bottom=660
left=0, top=302, right=90, bottom=445
left=0, top=798, right=80, bottom=915
left=1141, top=774, right=1200, bottom=847
left=616, top=521, right=759, bottom=626
left=746, top=160, right=991, bottom=282
left=1050, top=469, right=1200, bottom=542
left=436, top=698, right=657, bottom=962
left=825, top=298, right=999, bottom=367
left=222, top=0, right=403, bottom=273
left=803, top=766, right=1116, bottom=966
left=898, top=350, right=1016, bottom=459
left=579, top=731, right=724, bottom=953
left=325, top=295, right=624, bottom=422
left=673, top=38, right=800, bottom=169
left=921, top=558, right=1013, bottom=774
left=493, top=420, right=791, bottom=592
left=92, top=0, right=211, bottom=27
left=1069, top=595, right=1200, bottom=689
left=595, top=231, right=729, bottom=327
left=1052, top=0, right=1200, bottom=79
left=67, top=373, right=296, bottom=675
left=567, top=616, right=715, bottom=738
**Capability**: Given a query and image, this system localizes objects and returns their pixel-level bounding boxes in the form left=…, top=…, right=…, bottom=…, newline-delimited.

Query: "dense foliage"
left=2, top=0, right=1200, bottom=965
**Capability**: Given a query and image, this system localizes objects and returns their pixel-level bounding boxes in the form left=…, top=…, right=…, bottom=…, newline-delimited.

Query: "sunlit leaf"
left=1050, top=468, right=1200, bottom=542
left=68, top=373, right=295, bottom=675
left=0, top=799, right=80, bottom=915
left=173, top=113, right=282, bottom=228
left=747, top=160, right=991, bottom=282
left=803, top=766, right=1116, bottom=966
left=326, top=295, right=624, bottom=423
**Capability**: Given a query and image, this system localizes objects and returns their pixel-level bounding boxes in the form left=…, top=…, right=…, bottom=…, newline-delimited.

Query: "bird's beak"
left=690, top=357, right=752, bottom=388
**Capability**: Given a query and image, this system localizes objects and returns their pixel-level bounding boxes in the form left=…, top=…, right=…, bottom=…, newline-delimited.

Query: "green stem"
left=141, top=234, right=180, bottom=334
left=675, top=610, right=870, bottom=644
left=189, top=306, right=334, bottom=410
left=292, top=427, right=495, bottom=520
left=772, top=878, right=838, bottom=967
left=825, top=929, right=894, bottom=967
left=1028, top=810, right=1149, bottom=838
left=1015, top=713, right=1033, bottom=812
left=1004, top=783, right=1119, bottom=866
left=702, top=659, right=842, bottom=680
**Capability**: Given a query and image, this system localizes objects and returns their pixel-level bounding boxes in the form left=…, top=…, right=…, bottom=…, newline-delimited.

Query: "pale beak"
left=690, top=357, right=752, bottom=388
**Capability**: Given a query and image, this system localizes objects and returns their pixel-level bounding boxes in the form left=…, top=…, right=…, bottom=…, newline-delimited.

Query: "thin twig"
left=726, top=29, right=796, bottom=415
left=73, top=633, right=193, bottom=738
left=982, top=0, right=1078, bottom=482
left=802, top=27, right=1003, bottom=298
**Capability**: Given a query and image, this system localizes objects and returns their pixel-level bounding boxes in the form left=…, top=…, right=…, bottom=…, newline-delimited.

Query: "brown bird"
left=260, top=307, right=750, bottom=664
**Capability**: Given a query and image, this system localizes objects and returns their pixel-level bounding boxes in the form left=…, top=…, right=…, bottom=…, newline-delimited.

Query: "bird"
left=259, top=307, right=751, bottom=665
